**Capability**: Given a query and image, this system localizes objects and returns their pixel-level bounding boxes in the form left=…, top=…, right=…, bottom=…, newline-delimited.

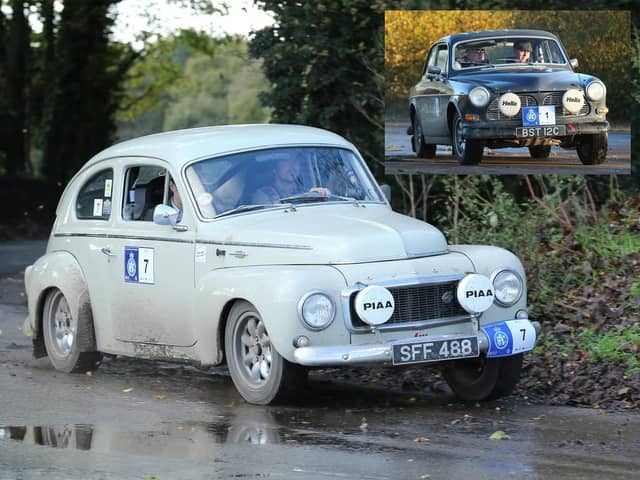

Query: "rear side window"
left=75, top=169, right=113, bottom=220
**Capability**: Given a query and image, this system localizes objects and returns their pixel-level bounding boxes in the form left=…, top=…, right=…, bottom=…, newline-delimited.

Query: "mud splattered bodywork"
left=25, top=124, right=540, bottom=404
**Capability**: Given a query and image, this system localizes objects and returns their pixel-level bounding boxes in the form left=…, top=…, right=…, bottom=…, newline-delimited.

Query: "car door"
left=414, top=43, right=453, bottom=141
left=106, top=157, right=197, bottom=348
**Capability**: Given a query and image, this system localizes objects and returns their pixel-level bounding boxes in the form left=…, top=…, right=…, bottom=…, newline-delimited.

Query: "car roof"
left=437, top=29, right=559, bottom=45
left=81, top=124, right=354, bottom=173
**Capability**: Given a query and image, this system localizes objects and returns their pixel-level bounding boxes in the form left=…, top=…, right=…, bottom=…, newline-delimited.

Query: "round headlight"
left=492, top=270, right=523, bottom=307
left=586, top=81, right=605, bottom=101
left=469, top=86, right=490, bottom=107
left=298, top=292, right=335, bottom=330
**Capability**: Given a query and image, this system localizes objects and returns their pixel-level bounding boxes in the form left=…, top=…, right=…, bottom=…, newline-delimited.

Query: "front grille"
left=487, top=94, right=537, bottom=120
left=349, top=280, right=468, bottom=329
left=542, top=91, right=590, bottom=116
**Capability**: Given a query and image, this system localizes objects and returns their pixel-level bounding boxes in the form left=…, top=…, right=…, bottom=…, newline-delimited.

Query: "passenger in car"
left=169, top=177, right=183, bottom=221
left=251, top=153, right=330, bottom=204
left=513, top=41, right=532, bottom=62
left=461, top=46, right=488, bottom=66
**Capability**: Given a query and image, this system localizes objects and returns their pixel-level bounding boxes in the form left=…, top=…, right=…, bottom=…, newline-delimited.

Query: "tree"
left=42, top=0, right=137, bottom=183
left=0, top=0, right=30, bottom=176
left=250, top=0, right=391, bottom=177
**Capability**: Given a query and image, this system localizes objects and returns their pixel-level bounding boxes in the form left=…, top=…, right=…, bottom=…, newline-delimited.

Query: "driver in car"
left=252, top=152, right=330, bottom=204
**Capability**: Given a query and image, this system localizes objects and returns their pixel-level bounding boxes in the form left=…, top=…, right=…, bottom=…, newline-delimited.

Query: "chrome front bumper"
left=293, top=320, right=541, bottom=367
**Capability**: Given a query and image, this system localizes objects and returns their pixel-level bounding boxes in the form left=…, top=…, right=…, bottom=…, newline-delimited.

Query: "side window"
left=75, top=169, right=113, bottom=220
left=122, top=166, right=168, bottom=221
left=436, top=46, right=449, bottom=74
left=422, top=46, right=439, bottom=75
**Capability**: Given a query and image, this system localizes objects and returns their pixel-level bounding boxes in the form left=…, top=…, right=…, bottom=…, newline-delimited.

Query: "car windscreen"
left=453, top=37, right=567, bottom=70
left=185, top=146, right=385, bottom=218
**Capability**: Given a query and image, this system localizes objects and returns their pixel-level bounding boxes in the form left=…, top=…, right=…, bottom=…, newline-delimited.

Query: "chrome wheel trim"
left=49, top=292, right=76, bottom=358
left=235, top=312, right=272, bottom=386
left=454, top=116, right=465, bottom=156
left=413, top=118, right=422, bottom=152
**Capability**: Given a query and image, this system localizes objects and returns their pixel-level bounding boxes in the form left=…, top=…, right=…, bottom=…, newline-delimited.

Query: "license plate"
left=392, top=337, right=479, bottom=365
left=515, top=125, right=566, bottom=138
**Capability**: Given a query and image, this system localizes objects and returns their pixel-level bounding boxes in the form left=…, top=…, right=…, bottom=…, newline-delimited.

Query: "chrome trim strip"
left=196, top=239, right=313, bottom=250
left=341, top=274, right=470, bottom=333
left=54, top=232, right=313, bottom=250
left=54, top=233, right=194, bottom=244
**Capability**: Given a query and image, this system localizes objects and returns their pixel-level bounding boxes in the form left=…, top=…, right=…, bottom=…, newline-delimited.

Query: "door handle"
left=101, top=247, right=116, bottom=257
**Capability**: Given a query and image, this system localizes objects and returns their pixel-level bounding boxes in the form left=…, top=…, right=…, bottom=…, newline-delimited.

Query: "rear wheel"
left=225, top=301, right=307, bottom=405
left=576, top=133, right=607, bottom=165
left=452, top=112, right=483, bottom=165
left=42, top=289, right=102, bottom=373
left=412, top=115, right=437, bottom=158
left=442, top=354, right=523, bottom=401
left=528, top=145, right=551, bottom=158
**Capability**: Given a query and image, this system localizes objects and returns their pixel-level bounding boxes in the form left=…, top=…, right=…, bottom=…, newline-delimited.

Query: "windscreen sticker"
left=482, top=320, right=536, bottom=358
left=124, top=247, right=155, bottom=284
left=104, top=179, right=113, bottom=197
left=93, top=199, right=103, bottom=217
left=102, top=199, right=112, bottom=216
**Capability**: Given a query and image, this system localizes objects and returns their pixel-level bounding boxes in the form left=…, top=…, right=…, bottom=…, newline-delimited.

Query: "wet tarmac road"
left=384, top=122, right=632, bottom=175
left=1, top=242, right=640, bottom=479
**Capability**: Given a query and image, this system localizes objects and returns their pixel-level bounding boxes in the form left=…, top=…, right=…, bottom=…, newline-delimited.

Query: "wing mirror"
left=427, top=65, right=442, bottom=76
left=570, top=58, right=579, bottom=69
left=153, top=204, right=180, bottom=226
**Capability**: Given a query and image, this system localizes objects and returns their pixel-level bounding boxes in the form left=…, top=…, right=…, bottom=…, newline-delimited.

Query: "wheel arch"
left=25, top=251, right=96, bottom=357
left=447, top=101, right=461, bottom=136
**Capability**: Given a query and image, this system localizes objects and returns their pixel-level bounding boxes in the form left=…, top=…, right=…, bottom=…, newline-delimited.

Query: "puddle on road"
left=0, top=412, right=397, bottom=460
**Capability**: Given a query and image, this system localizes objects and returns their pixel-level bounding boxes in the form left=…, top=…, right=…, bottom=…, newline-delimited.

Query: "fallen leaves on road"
left=122, top=387, right=133, bottom=393
left=414, top=437, right=429, bottom=443
left=489, top=430, right=511, bottom=441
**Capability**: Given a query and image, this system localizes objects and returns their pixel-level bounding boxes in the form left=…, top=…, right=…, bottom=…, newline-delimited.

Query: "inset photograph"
left=384, top=10, right=631, bottom=175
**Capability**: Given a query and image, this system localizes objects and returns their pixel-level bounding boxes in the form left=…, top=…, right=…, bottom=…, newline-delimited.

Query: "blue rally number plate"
left=482, top=320, right=537, bottom=358
left=522, top=106, right=556, bottom=126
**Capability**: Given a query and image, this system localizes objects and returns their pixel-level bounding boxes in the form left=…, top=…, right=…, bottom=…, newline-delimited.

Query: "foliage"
left=117, top=34, right=271, bottom=140
left=250, top=0, right=395, bottom=177
left=384, top=10, right=631, bottom=123
left=385, top=10, right=514, bottom=100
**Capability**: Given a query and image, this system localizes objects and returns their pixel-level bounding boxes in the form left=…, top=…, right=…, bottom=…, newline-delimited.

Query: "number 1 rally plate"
left=392, top=336, right=479, bottom=366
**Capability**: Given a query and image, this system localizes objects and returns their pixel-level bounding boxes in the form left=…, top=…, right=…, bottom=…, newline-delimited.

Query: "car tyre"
left=42, top=289, right=102, bottom=373
left=452, top=112, right=483, bottom=165
left=442, top=353, right=523, bottom=401
left=225, top=300, right=308, bottom=405
left=576, top=133, right=607, bottom=165
left=528, top=145, right=551, bottom=158
left=412, top=115, right=437, bottom=158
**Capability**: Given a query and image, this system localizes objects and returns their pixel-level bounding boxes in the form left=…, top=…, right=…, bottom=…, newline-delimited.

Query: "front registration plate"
left=515, top=125, right=566, bottom=138
left=392, top=337, right=479, bottom=366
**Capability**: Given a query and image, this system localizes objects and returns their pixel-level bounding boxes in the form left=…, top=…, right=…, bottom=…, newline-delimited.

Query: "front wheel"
left=225, top=301, right=307, bottom=405
left=452, top=112, right=483, bottom=165
left=442, top=354, right=523, bottom=401
left=42, top=289, right=102, bottom=373
left=576, top=133, right=608, bottom=165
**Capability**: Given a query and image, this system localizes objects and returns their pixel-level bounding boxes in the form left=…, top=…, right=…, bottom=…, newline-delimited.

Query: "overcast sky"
left=113, top=0, right=275, bottom=44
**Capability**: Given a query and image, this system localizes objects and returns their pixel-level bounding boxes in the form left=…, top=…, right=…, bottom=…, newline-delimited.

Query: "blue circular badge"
left=494, top=330, right=509, bottom=349
left=526, top=109, right=537, bottom=122
left=127, top=253, right=137, bottom=277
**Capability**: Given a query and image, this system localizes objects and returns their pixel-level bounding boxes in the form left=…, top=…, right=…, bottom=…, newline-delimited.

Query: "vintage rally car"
left=24, top=124, right=540, bottom=405
left=408, top=29, right=609, bottom=165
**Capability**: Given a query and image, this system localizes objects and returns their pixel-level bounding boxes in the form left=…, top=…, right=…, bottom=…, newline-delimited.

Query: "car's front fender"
left=448, top=245, right=528, bottom=324
left=192, top=265, right=349, bottom=365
